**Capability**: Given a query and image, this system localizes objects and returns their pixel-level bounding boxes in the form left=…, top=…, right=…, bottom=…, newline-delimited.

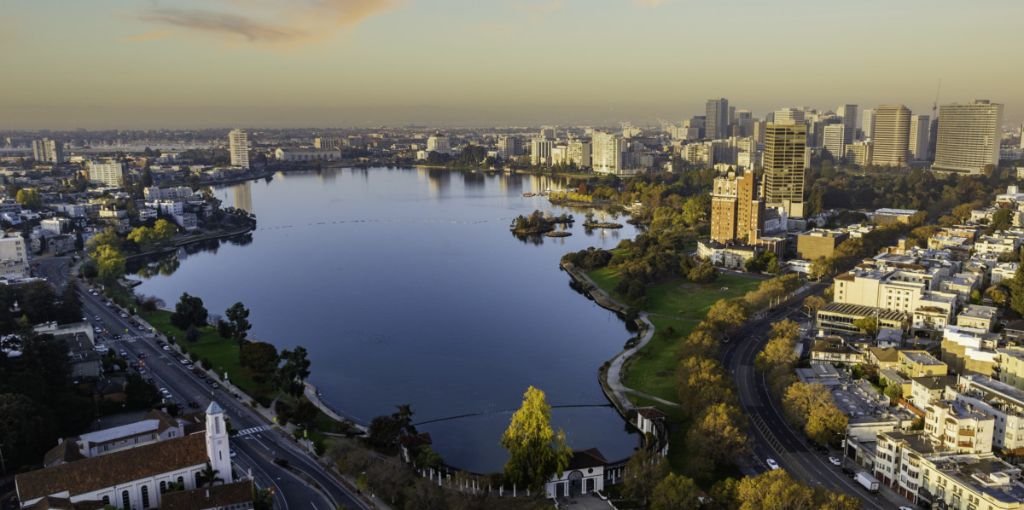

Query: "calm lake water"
left=134, top=167, right=639, bottom=472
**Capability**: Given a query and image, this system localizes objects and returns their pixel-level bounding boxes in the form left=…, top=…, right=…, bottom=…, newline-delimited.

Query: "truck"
left=855, top=471, right=879, bottom=493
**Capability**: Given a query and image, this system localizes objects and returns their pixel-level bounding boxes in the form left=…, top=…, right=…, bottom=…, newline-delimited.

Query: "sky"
left=1, top=0, right=1022, bottom=129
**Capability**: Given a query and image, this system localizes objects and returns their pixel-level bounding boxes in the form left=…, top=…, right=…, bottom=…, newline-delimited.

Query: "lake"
left=134, top=167, right=640, bottom=472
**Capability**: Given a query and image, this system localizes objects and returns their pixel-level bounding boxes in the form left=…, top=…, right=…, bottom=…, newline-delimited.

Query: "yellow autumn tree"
left=501, top=386, right=572, bottom=491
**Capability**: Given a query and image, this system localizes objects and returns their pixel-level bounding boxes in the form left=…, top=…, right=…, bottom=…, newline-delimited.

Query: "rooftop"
left=900, top=350, right=945, bottom=366
left=160, top=480, right=254, bottom=510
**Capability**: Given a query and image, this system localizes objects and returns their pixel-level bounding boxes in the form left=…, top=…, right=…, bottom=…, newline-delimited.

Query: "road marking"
left=237, top=426, right=269, bottom=437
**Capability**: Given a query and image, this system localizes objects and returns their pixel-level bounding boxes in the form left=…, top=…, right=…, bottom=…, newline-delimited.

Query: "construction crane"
left=931, top=78, right=942, bottom=119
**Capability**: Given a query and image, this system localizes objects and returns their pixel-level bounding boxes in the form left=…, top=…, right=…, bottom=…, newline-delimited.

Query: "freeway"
left=39, top=256, right=371, bottom=510
left=719, top=280, right=897, bottom=510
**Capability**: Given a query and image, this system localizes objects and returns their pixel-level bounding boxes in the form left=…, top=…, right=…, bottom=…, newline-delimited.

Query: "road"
left=719, top=280, right=897, bottom=510
left=40, top=257, right=371, bottom=510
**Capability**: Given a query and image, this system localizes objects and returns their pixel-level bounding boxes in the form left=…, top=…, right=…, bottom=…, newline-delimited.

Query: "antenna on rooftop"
left=932, top=79, right=942, bottom=119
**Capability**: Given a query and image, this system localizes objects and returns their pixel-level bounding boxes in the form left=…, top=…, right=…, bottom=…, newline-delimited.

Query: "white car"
left=828, top=456, right=841, bottom=466
left=898, top=507, right=914, bottom=510
left=162, top=345, right=171, bottom=351
left=766, top=458, right=780, bottom=470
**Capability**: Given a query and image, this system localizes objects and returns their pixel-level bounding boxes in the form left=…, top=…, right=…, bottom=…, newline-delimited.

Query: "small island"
left=582, top=212, right=624, bottom=230
left=510, top=210, right=574, bottom=236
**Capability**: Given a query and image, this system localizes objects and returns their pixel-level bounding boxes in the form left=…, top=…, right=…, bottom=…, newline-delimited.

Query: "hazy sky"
left=2, top=0, right=1022, bottom=129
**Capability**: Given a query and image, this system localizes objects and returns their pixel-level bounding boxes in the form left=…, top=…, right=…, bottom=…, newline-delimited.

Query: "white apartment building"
left=87, top=160, right=125, bottom=187
left=922, top=400, right=995, bottom=454
left=0, top=234, right=29, bottom=280
left=933, top=100, right=1003, bottom=175
left=870, top=105, right=911, bottom=167
left=822, top=124, right=846, bottom=160
left=32, top=138, right=65, bottom=163
left=861, top=108, right=876, bottom=140
left=974, top=232, right=1024, bottom=256
left=228, top=129, right=250, bottom=169
left=426, top=134, right=450, bottom=154
left=567, top=139, right=592, bottom=168
left=954, top=375, right=1024, bottom=451
left=833, top=268, right=958, bottom=329
left=592, top=131, right=628, bottom=175
left=530, top=138, right=553, bottom=166
left=908, top=114, right=930, bottom=161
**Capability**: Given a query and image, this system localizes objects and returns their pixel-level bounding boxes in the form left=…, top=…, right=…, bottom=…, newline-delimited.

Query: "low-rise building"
left=815, top=302, right=907, bottom=336
left=954, top=375, right=1024, bottom=451
left=0, top=233, right=29, bottom=280
left=910, top=375, right=958, bottom=410
left=898, top=350, right=948, bottom=378
left=796, top=229, right=848, bottom=261
left=957, top=305, right=999, bottom=332
left=942, top=325, right=1001, bottom=378
left=810, top=336, right=865, bottom=364
left=922, top=400, right=995, bottom=454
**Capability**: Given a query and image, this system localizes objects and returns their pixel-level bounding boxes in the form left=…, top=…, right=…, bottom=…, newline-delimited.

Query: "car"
left=94, top=315, right=102, bottom=321
left=766, top=458, right=780, bottom=470
left=162, top=345, right=171, bottom=351
left=95, top=345, right=109, bottom=354
left=828, top=456, right=841, bottom=466
left=119, top=350, right=129, bottom=357
left=120, top=313, right=129, bottom=318
left=898, top=507, right=914, bottom=510
left=210, top=382, right=220, bottom=389
left=230, top=449, right=237, bottom=458
left=272, top=458, right=290, bottom=468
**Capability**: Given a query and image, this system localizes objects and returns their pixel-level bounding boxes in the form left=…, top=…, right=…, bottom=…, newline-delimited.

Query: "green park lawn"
left=588, top=268, right=760, bottom=403
left=140, top=309, right=272, bottom=400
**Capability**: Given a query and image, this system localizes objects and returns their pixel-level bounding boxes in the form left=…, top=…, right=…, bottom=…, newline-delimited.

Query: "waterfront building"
left=566, top=139, right=592, bottom=168
left=530, top=138, right=553, bottom=166
left=313, top=136, right=344, bottom=150
left=426, top=134, right=451, bottom=154
left=497, top=135, right=523, bottom=159
left=870, top=105, right=911, bottom=167
left=705, top=98, right=729, bottom=140
left=228, top=129, right=250, bottom=169
left=591, top=131, right=627, bottom=175
left=933, top=100, right=1003, bottom=175
left=762, top=121, right=807, bottom=218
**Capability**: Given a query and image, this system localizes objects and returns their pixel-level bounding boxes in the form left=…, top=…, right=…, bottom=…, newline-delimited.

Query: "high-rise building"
left=870, top=105, right=911, bottom=167
left=313, top=136, right=344, bottom=150
left=539, top=127, right=556, bottom=140
left=497, top=135, right=523, bottom=159
left=567, top=139, right=592, bottom=168
left=774, top=108, right=806, bottom=125
left=592, top=131, right=626, bottom=175
left=933, top=100, right=1003, bottom=175
left=87, top=160, right=125, bottom=187
left=762, top=122, right=807, bottom=218
left=710, top=170, right=762, bottom=245
left=822, top=124, right=846, bottom=161
left=861, top=108, right=876, bottom=140
left=31, top=138, right=65, bottom=163
left=705, top=98, right=729, bottom=140
left=0, top=233, right=29, bottom=280
left=908, top=114, right=931, bottom=161
left=836, top=104, right=858, bottom=143
left=530, top=138, right=553, bottom=166
left=228, top=129, right=250, bottom=169
left=426, top=134, right=450, bottom=154
left=734, top=110, right=754, bottom=137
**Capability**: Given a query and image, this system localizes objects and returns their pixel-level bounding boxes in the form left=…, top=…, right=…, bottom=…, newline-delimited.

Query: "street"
left=40, top=257, right=370, bottom=510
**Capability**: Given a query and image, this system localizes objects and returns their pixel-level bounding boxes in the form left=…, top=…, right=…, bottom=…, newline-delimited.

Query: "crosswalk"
left=235, top=425, right=268, bottom=437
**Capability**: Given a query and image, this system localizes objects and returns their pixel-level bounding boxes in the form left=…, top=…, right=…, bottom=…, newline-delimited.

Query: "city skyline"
left=2, top=0, right=1023, bottom=129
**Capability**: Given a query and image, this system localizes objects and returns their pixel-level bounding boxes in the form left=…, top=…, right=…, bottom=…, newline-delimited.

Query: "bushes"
left=561, top=247, right=613, bottom=270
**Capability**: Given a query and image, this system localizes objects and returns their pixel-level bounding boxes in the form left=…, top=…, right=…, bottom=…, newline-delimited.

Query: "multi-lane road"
left=720, top=281, right=909, bottom=509
left=37, top=257, right=371, bottom=510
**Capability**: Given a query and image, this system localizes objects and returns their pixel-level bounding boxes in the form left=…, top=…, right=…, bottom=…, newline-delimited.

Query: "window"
left=102, top=496, right=110, bottom=506
left=141, top=486, right=150, bottom=509
left=121, top=490, right=131, bottom=510
left=159, top=481, right=167, bottom=493
left=196, top=472, right=203, bottom=487
left=177, top=476, right=184, bottom=488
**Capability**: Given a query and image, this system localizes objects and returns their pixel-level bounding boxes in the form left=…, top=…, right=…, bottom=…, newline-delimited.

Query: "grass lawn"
left=140, top=309, right=274, bottom=400
left=588, top=268, right=760, bottom=403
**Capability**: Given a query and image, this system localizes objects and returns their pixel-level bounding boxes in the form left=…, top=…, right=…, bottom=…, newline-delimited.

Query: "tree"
left=621, top=448, right=668, bottom=506
left=802, top=295, right=826, bottom=316
left=153, top=219, right=177, bottom=242
left=676, top=356, right=733, bottom=418
left=185, top=325, right=200, bottom=343
left=736, top=470, right=815, bottom=510
left=15, top=188, right=41, bottom=209
left=989, top=207, right=1013, bottom=233
left=239, top=341, right=279, bottom=383
left=127, top=225, right=156, bottom=249
left=805, top=402, right=848, bottom=447
left=686, top=403, right=747, bottom=476
left=687, top=260, right=718, bottom=283
left=277, top=347, right=311, bottom=396
left=86, top=228, right=122, bottom=254
left=986, top=285, right=1009, bottom=307
left=650, top=473, right=700, bottom=510
left=197, top=462, right=224, bottom=488
left=851, top=316, right=879, bottom=338
left=93, top=244, right=126, bottom=283
left=884, top=382, right=903, bottom=402
left=0, top=393, right=57, bottom=473
left=501, top=386, right=572, bottom=492
left=705, top=299, right=748, bottom=334
left=170, top=293, right=208, bottom=330
left=225, top=302, right=251, bottom=345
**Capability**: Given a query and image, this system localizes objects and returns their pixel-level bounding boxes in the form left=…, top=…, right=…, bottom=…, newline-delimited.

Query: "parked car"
left=766, top=458, right=780, bottom=470
left=828, top=456, right=841, bottom=466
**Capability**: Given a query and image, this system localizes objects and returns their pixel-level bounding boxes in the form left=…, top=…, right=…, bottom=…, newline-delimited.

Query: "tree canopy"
left=501, top=386, right=572, bottom=491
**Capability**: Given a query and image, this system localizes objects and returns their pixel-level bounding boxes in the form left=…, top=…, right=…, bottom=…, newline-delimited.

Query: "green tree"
left=225, top=302, right=251, bottom=345
left=500, top=386, right=572, bottom=492
left=989, top=207, right=1013, bottom=233
left=277, top=347, right=311, bottom=396
left=650, top=473, right=700, bottom=510
left=93, top=244, right=126, bottom=283
left=803, top=295, right=826, bottom=316
left=852, top=316, right=879, bottom=338
left=15, top=188, right=42, bottom=209
left=736, top=470, right=815, bottom=510
left=0, top=393, right=57, bottom=473
left=686, top=403, right=748, bottom=477
left=621, top=448, right=668, bottom=506
left=676, top=356, right=733, bottom=418
left=127, top=225, right=156, bottom=249
left=197, top=462, right=224, bottom=488
left=240, top=341, right=279, bottom=383
left=153, top=219, right=177, bottom=242
left=170, top=293, right=208, bottom=330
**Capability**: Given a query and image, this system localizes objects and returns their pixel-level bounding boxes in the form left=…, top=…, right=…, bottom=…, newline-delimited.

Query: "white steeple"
left=205, top=401, right=233, bottom=483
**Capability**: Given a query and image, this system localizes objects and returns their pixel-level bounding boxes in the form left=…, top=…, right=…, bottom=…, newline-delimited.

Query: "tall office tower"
left=762, top=122, right=808, bottom=218
left=31, top=138, right=65, bottom=163
left=908, top=114, right=931, bottom=161
left=870, top=105, right=911, bottom=167
left=728, top=106, right=736, bottom=126
left=933, top=100, right=1004, bottom=175
left=426, top=134, right=451, bottom=154
left=774, top=108, right=806, bottom=125
left=228, top=129, right=250, bottom=169
left=823, top=124, right=846, bottom=161
left=591, top=131, right=626, bottom=174
left=529, top=138, right=553, bottom=166
left=705, top=98, right=729, bottom=140
left=861, top=109, right=876, bottom=140
left=735, top=110, right=754, bottom=137
left=497, top=135, right=523, bottom=158
left=836, top=104, right=858, bottom=143
left=710, top=170, right=762, bottom=244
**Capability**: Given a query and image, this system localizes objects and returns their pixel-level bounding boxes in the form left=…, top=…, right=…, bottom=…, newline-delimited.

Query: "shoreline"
left=124, top=224, right=256, bottom=262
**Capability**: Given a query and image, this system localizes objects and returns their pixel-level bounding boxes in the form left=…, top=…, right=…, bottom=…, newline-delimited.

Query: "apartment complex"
left=32, top=138, right=65, bottom=163
left=822, top=124, right=846, bottom=160
left=228, top=129, right=250, bottom=169
left=871, top=105, right=911, bottom=167
left=761, top=121, right=807, bottom=218
left=710, top=170, right=762, bottom=245
left=933, top=100, right=1003, bottom=175
left=0, top=234, right=29, bottom=280
left=87, top=160, right=125, bottom=187
left=592, top=131, right=627, bottom=175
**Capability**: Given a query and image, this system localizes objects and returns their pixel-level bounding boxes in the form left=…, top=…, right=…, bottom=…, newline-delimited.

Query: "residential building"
left=832, top=268, right=957, bottom=330
left=426, top=134, right=450, bottom=154
left=997, top=348, right=1024, bottom=391
left=313, top=136, right=344, bottom=150
left=822, top=124, right=846, bottom=161
left=908, top=114, right=931, bottom=161
left=762, top=121, right=807, bottom=218
left=898, top=350, right=948, bottom=378
left=810, top=337, right=865, bottom=364
left=954, top=375, right=1024, bottom=451
left=861, top=108, right=876, bottom=140
left=957, top=305, right=999, bottom=332
left=32, top=138, right=65, bottom=163
left=710, top=170, right=762, bottom=245
left=705, top=98, right=729, bottom=140
left=942, top=325, right=1001, bottom=378
left=44, top=410, right=186, bottom=466
left=796, top=229, right=848, bottom=260
left=0, top=233, right=29, bottom=280
left=933, top=100, right=1003, bottom=175
left=591, top=132, right=628, bottom=175
left=872, top=208, right=919, bottom=226
left=910, top=375, right=958, bottom=410
left=273, top=148, right=341, bottom=162
left=228, top=129, right=250, bottom=169
left=566, top=139, right=592, bottom=168
left=15, top=403, right=233, bottom=510
left=922, top=400, right=994, bottom=454
left=87, top=160, right=125, bottom=187
left=846, top=140, right=873, bottom=166
left=530, top=138, right=553, bottom=166
left=497, top=135, right=523, bottom=159
left=870, top=105, right=911, bottom=167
